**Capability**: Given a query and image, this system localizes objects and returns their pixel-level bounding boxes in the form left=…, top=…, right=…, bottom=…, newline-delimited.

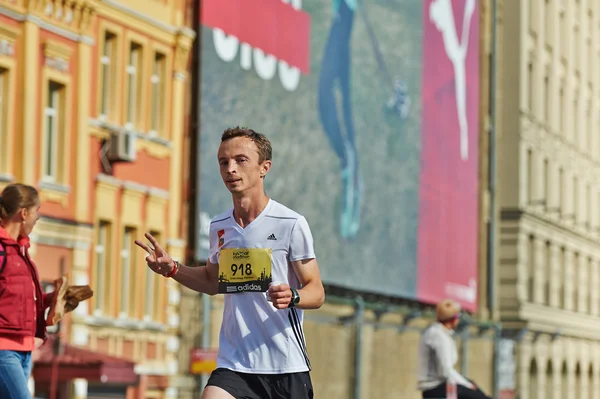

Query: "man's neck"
left=231, top=191, right=270, bottom=228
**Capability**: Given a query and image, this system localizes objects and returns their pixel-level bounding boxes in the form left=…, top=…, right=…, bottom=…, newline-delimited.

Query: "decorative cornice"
left=0, top=24, right=20, bottom=42
left=44, top=39, right=73, bottom=72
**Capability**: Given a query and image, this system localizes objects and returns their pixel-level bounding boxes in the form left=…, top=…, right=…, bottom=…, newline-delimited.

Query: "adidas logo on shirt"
left=267, top=234, right=277, bottom=240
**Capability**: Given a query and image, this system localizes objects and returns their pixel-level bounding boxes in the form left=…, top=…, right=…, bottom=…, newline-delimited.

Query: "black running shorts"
left=206, top=367, right=314, bottom=399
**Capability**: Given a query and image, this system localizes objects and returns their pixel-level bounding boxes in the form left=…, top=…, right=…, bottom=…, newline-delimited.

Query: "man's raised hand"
left=135, top=232, right=174, bottom=276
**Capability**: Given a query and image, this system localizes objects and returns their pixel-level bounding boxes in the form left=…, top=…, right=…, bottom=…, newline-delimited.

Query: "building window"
left=597, top=193, right=600, bottom=232
left=529, top=0, right=537, bottom=34
left=543, top=158, right=549, bottom=209
left=120, top=227, right=136, bottom=317
left=528, top=62, right=534, bottom=115
left=150, top=52, right=166, bottom=137
left=585, top=184, right=591, bottom=229
left=544, top=0, right=552, bottom=48
left=544, top=241, right=550, bottom=305
left=126, top=42, right=143, bottom=129
left=573, top=176, right=579, bottom=223
left=528, top=235, right=535, bottom=302
left=0, top=67, right=8, bottom=173
left=585, top=257, right=592, bottom=313
left=585, top=101, right=591, bottom=153
left=558, top=167, right=564, bottom=215
left=574, top=26, right=580, bottom=70
left=587, top=37, right=593, bottom=82
left=573, top=96, right=579, bottom=145
left=100, top=32, right=117, bottom=120
left=573, top=252, right=579, bottom=311
left=589, top=258, right=595, bottom=314
left=527, top=149, right=534, bottom=204
left=559, top=86, right=565, bottom=133
left=145, top=230, right=161, bottom=321
left=543, top=74, right=549, bottom=124
left=559, top=247, right=565, bottom=308
left=559, top=11, right=566, bottom=61
left=95, top=221, right=111, bottom=314
left=42, top=81, right=64, bottom=183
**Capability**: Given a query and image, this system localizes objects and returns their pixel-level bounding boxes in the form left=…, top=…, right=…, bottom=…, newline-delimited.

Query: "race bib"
left=218, top=248, right=272, bottom=294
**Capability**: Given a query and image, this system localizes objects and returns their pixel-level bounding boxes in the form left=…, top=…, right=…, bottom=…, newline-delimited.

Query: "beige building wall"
left=496, top=0, right=600, bottom=397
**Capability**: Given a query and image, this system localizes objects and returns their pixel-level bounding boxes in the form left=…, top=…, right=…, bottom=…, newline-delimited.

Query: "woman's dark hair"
left=0, top=183, right=39, bottom=222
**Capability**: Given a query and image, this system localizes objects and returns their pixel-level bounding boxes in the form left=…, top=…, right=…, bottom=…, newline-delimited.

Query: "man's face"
left=218, top=137, right=271, bottom=194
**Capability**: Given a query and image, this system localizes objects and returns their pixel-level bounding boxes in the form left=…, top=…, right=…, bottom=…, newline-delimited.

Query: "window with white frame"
left=95, top=221, right=110, bottom=315
left=126, top=42, right=142, bottom=129
left=100, top=31, right=117, bottom=120
left=43, top=81, right=64, bottom=182
left=145, top=230, right=161, bottom=321
left=150, top=52, right=166, bottom=137
left=120, top=227, right=136, bottom=317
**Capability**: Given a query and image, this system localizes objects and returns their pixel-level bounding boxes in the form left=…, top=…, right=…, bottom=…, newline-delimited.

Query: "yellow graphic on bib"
left=218, top=248, right=272, bottom=294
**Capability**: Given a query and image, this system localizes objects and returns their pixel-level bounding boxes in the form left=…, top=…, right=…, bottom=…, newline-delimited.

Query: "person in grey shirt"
left=417, top=299, right=491, bottom=399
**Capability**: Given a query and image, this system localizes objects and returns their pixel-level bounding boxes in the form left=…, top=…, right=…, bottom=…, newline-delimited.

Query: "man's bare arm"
left=268, top=258, right=325, bottom=310
left=292, top=258, right=325, bottom=309
left=171, top=261, right=219, bottom=296
left=135, top=232, right=220, bottom=296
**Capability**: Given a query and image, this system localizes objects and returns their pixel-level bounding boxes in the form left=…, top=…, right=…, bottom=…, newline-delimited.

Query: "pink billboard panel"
left=417, top=0, right=480, bottom=311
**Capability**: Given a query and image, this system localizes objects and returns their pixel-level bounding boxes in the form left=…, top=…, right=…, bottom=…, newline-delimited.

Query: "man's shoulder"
left=209, top=209, right=233, bottom=229
left=267, top=200, right=305, bottom=222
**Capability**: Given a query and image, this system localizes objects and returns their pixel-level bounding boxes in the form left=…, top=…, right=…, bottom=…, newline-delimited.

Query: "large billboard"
left=196, top=0, right=480, bottom=311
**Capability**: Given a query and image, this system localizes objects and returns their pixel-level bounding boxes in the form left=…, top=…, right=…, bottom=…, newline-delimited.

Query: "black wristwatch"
left=288, top=288, right=300, bottom=308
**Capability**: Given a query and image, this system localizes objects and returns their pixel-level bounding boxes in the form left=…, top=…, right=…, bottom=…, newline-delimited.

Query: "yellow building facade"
left=0, top=0, right=194, bottom=398
left=496, top=0, right=600, bottom=398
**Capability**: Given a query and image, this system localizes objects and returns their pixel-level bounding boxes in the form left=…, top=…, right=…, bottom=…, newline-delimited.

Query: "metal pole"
left=189, top=0, right=207, bottom=394
left=188, top=0, right=203, bottom=262
left=487, top=0, right=498, bottom=322
left=460, top=328, right=469, bottom=376
left=353, top=296, right=365, bottom=399
left=49, top=257, right=66, bottom=399
left=488, top=0, right=499, bottom=397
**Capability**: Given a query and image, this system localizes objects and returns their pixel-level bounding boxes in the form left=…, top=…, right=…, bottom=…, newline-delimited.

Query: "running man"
left=136, top=127, right=325, bottom=399
left=318, top=0, right=362, bottom=239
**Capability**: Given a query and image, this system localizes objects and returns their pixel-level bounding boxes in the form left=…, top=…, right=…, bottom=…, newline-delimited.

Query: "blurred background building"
left=496, top=0, right=600, bottom=398
left=0, top=0, right=194, bottom=397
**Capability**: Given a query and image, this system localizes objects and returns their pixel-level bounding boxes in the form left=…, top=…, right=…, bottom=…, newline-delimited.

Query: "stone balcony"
left=0, top=0, right=97, bottom=36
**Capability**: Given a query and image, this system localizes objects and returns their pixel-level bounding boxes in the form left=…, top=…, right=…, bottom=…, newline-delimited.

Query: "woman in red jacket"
left=0, top=183, right=55, bottom=398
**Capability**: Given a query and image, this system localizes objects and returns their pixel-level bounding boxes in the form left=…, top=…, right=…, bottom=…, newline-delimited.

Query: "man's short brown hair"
left=221, top=127, right=272, bottom=163
left=436, top=299, right=461, bottom=322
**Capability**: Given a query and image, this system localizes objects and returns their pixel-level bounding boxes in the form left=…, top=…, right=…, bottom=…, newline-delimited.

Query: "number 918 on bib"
left=217, top=248, right=272, bottom=294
